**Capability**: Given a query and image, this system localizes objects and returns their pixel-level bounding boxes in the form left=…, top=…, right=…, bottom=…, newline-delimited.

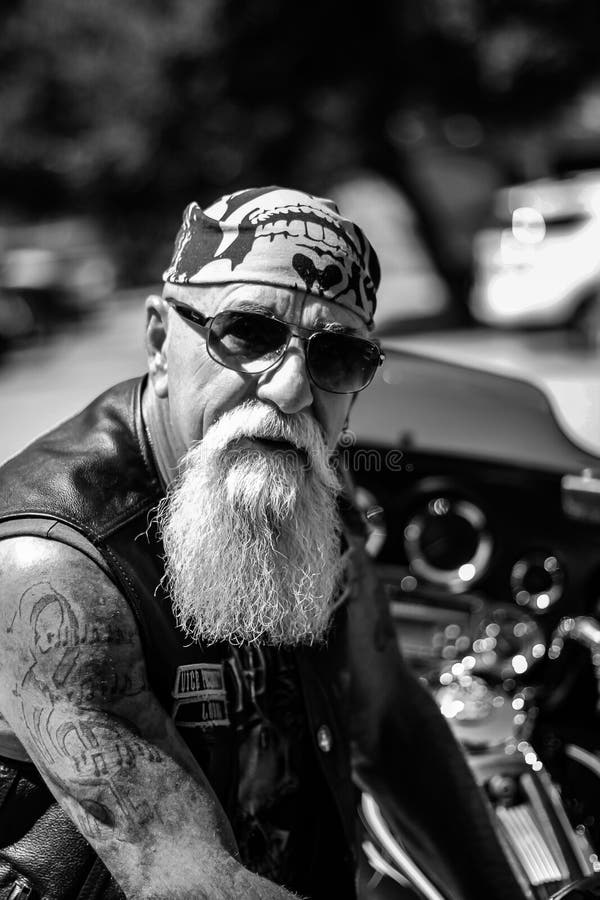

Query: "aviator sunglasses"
left=167, top=299, right=385, bottom=394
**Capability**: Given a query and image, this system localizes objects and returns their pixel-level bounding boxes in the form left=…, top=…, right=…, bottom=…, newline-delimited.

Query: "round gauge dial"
left=510, top=552, right=564, bottom=612
left=404, top=496, right=493, bottom=593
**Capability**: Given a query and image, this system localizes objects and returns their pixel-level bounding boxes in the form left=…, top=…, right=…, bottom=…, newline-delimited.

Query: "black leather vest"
left=0, top=378, right=357, bottom=899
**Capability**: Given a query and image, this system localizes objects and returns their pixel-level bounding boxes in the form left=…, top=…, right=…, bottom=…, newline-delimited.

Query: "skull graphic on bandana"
left=163, top=186, right=380, bottom=324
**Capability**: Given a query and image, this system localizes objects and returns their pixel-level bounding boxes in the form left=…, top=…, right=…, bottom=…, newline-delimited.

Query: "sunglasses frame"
left=166, top=298, right=385, bottom=394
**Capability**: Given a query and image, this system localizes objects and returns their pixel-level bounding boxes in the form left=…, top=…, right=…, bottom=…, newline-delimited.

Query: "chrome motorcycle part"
left=361, top=793, right=446, bottom=900
left=562, top=469, right=600, bottom=526
left=362, top=839, right=414, bottom=891
left=353, top=485, right=387, bottom=558
left=550, top=617, right=600, bottom=712
left=565, top=743, right=600, bottom=783
left=554, top=616, right=600, bottom=652
left=471, top=606, right=546, bottom=684
left=404, top=496, right=493, bottom=593
left=550, top=873, right=600, bottom=899
left=433, top=671, right=517, bottom=749
left=384, top=583, right=481, bottom=669
left=511, top=552, right=565, bottom=612
left=362, top=751, right=594, bottom=900
left=469, top=750, right=594, bottom=896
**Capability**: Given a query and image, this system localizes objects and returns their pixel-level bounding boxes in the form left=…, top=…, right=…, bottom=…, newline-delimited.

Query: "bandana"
left=163, top=186, right=380, bottom=324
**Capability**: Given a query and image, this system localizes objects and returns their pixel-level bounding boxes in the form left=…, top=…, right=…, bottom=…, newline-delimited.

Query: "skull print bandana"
left=162, top=186, right=380, bottom=324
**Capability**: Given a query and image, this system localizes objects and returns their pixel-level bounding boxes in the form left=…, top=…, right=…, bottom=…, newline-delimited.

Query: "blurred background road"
left=0, top=292, right=146, bottom=462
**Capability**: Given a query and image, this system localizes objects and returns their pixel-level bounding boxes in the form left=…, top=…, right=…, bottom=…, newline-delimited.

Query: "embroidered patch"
left=171, top=662, right=229, bottom=728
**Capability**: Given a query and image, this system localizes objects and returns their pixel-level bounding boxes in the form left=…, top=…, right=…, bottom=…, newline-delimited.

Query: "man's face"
left=158, top=282, right=367, bottom=461
left=149, top=280, right=371, bottom=645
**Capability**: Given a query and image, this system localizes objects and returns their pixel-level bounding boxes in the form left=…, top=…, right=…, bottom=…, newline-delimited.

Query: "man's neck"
left=141, top=384, right=181, bottom=489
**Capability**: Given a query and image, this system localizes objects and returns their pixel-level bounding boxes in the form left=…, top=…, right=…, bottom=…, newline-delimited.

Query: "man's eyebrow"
left=312, top=317, right=364, bottom=336
left=229, top=300, right=275, bottom=315
left=227, top=302, right=365, bottom=336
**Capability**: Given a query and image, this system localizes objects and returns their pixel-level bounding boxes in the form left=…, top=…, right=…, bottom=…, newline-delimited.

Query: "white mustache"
left=195, top=401, right=336, bottom=486
left=202, top=403, right=320, bottom=451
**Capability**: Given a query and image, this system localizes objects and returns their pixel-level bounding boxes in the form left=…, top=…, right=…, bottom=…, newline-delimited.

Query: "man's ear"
left=145, top=294, right=169, bottom=398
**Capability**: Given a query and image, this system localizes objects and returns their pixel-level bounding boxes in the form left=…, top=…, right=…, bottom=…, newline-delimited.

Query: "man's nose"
left=255, top=342, right=314, bottom=414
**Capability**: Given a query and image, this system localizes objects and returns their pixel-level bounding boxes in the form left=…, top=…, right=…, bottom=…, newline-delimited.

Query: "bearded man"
left=0, top=187, right=525, bottom=900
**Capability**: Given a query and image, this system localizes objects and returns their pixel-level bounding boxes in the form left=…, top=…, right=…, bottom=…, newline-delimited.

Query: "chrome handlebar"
left=550, top=616, right=600, bottom=712
left=553, top=616, right=600, bottom=650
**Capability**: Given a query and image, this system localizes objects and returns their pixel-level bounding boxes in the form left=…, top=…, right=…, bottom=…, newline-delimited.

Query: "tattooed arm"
left=0, top=537, right=297, bottom=900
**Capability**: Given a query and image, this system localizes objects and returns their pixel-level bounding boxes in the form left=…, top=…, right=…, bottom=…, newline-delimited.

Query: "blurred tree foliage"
left=1, top=0, right=599, bottom=288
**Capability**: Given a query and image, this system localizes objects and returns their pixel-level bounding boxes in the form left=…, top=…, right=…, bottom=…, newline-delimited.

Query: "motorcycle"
left=348, top=334, right=600, bottom=900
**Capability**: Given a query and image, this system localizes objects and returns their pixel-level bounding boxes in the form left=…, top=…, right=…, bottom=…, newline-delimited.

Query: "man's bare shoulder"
left=0, top=535, right=149, bottom=735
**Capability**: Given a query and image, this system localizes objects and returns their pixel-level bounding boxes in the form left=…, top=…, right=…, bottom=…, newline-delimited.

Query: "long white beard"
left=155, top=401, right=345, bottom=646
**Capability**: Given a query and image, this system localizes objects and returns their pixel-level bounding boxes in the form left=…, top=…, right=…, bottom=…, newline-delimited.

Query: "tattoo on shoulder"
left=6, top=581, right=168, bottom=843
left=8, top=581, right=144, bottom=702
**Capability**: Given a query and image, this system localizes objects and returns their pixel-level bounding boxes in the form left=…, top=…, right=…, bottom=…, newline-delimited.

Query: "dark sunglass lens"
left=308, top=332, right=379, bottom=393
left=209, top=311, right=288, bottom=372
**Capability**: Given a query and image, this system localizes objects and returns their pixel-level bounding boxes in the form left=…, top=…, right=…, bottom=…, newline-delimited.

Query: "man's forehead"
left=164, top=282, right=368, bottom=333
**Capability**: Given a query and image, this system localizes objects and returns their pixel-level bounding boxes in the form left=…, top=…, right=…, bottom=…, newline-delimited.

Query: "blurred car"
left=0, top=217, right=116, bottom=349
left=469, top=170, right=600, bottom=343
